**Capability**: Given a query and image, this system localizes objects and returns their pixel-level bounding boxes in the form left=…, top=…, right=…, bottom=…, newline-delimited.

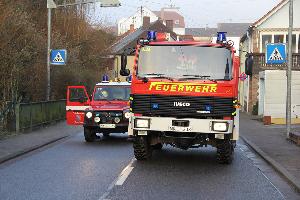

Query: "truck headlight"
left=124, top=112, right=131, bottom=119
left=135, top=118, right=150, bottom=128
left=86, top=112, right=93, bottom=119
left=212, top=122, right=228, bottom=132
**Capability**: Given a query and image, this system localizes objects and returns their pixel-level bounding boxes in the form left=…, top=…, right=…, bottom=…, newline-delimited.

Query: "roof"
left=153, top=9, right=185, bottom=28
left=110, top=20, right=177, bottom=55
left=252, top=0, right=288, bottom=27
left=186, top=23, right=251, bottom=38
left=96, top=82, right=131, bottom=86
left=217, top=23, right=252, bottom=37
left=185, top=28, right=218, bottom=37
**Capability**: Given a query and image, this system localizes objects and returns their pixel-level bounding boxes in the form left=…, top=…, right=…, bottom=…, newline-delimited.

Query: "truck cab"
left=120, top=32, right=241, bottom=164
left=66, top=76, right=131, bottom=142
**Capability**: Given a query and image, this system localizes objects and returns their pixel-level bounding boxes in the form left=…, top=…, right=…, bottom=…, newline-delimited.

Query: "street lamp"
left=46, top=0, right=121, bottom=101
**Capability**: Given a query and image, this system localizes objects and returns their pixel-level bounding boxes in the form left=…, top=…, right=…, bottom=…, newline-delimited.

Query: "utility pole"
left=287, top=0, right=293, bottom=138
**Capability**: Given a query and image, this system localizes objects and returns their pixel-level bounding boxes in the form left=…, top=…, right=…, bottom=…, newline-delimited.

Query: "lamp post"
left=46, top=0, right=121, bottom=101
left=287, top=0, right=293, bottom=138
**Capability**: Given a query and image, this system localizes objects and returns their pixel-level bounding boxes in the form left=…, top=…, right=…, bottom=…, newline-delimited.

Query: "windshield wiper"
left=178, top=75, right=211, bottom=81
left=142, top=73, right=174, bottom=81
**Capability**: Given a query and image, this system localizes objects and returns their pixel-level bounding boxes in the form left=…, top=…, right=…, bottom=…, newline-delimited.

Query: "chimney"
left=143, top=16, right=151, bottom=27
left=129, top=24, right=135, bottom=33
left=166, top=20, right=174, bottom=30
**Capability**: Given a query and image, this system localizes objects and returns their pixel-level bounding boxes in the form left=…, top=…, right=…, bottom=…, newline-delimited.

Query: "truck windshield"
left=93, top=87, right=130, bottom=101
left=138, top=45, right=233, bottom=80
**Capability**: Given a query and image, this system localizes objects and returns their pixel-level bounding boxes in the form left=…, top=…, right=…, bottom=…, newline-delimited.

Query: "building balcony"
left=249, top=53, right=300, bottom=73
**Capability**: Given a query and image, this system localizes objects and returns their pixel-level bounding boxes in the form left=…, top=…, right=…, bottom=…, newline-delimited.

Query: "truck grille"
left=131, top=95, right=235, bottom=118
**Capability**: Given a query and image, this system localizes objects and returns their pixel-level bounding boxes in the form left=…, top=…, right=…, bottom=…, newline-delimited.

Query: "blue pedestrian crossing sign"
left=266, top=43, right=286, bottom=64
left=50, top=49, right=67, bottom=65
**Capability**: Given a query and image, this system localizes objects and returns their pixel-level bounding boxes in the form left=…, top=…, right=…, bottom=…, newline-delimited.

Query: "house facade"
left=117, top=6, right=185, bottom=36
left=240, top=0, right=300, bottom=123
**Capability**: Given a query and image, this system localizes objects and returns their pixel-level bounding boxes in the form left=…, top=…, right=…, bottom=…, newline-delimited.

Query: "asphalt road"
left=0, top=132, right=299, bottom=200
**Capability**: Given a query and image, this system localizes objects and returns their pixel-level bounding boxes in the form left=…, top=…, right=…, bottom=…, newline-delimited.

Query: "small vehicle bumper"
left=130, top=116, right=234, bottom=134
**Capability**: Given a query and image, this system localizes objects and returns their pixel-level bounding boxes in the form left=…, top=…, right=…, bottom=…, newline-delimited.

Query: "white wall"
left=259, top=70, right=300, bottom=118
left=117, top=7, right=158, bottom=35
left=259, top=0, right=300, bottom=29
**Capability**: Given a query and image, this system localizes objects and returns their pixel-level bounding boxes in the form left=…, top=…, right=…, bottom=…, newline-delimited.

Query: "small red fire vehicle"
left=66, top=76, right=131, bottom=142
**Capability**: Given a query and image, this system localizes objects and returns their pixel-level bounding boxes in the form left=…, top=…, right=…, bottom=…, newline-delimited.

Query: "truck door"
left=66, top=86, right=90, bottom=125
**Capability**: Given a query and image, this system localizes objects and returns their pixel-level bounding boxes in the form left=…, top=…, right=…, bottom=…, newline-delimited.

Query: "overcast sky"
left=91, top=0, right=282, bottom=27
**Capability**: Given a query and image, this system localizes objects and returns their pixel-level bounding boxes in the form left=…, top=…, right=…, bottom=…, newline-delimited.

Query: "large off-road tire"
left=133, top=136, right=152, bottom=160
left=216, top=139, right=233, bottom=164
left=84, top=128, right=97, bottom=142
left=152, top=143, right=163, bottom=150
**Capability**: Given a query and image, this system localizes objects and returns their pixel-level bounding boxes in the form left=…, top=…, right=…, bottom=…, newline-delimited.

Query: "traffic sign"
left=50, top=49, right=67, bottom=65
left=239, top=72, right=248, bottom=81
left=266, top=43, right=286, bottom=64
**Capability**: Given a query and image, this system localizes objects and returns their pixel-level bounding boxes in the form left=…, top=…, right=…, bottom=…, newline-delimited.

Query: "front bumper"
left=130, top=116, right=234, bottom=134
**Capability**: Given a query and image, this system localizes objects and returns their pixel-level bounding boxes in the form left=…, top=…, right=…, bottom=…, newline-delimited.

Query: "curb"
left=241, top=135, right=300, bottom=192
left=0, top=135, right=69, bottom=164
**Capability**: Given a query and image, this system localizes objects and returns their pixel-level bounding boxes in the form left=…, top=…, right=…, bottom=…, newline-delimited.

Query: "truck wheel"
left=84, top=128, right=97, bottom=142
left=216, top=139, right=233, bottom=164
left=152, top=143, right=163, bottom=150
left=133, top=136, right=152, bottom=160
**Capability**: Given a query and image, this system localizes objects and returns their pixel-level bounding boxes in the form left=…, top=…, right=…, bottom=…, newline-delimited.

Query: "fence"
left=0, top=100, right=66, bottom=134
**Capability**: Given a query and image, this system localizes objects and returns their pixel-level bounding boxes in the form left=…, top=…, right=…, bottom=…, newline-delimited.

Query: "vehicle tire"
left=216, top=139, right=233, bottom=164
left=152, top=143, right=163, bottom=150
left=133, top=136, right=152, bottom=160
left=84, top=128, right=97, bottom=142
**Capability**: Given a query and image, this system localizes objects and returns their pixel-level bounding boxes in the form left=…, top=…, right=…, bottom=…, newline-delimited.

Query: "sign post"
left=287, top=0, right=293, bottom=138
left=46, top=0, right=121, bottom=101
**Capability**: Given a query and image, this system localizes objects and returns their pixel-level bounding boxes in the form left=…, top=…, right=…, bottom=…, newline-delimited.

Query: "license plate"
left=138, top=130, right=147, bottom=135
left=169, top=126, right=192, bottom=132
left=100, top=124, right=116, bottom=128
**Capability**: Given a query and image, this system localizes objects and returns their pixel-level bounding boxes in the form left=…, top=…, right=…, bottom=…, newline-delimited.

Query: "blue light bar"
left=147, top=31, right=157, bottom=41
left=217, top=32, right=227, bottom=43
left=127, top=75, right=132, bottom=83
left=102, top=75, right=109, bottom=83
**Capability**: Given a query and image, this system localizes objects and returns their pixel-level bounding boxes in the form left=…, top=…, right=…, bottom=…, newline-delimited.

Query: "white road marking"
left=98, top=158, right=135, bottom=200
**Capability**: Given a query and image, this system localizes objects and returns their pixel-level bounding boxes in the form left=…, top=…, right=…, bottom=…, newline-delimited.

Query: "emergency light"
left=102, top=75, right=109, bottom=83
left=217, top=32, right=227, bottom=44
left=147, top=31, right=157, bottom=41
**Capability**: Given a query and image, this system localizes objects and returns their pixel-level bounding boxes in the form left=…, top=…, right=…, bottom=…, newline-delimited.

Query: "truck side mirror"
left=245, top=56, right=253, bottom=76
left=120, top=54, right=130, bottom=76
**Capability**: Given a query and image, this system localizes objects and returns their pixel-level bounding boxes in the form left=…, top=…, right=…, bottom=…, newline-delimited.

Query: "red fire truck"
left=66, top=76, right=131, bottom=142
left=120, top=32, right=240, bottom=164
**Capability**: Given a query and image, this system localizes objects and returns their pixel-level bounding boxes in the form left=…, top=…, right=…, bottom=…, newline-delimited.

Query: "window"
left=262, top=35, right=272, bottom=53
left=174, top=20, right=180, bottom=25
left=274, top=35, right=284, bottom=43
left=298, top=35, right=300, bottom=53
left=286, top=34, right=297, bottom=53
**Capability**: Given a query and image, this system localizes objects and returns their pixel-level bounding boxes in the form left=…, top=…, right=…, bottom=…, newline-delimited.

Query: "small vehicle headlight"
left=86, top=112, right=93, bottom=119
left=94, top=117, right=101, bottom=123
left=212, top=122, right=228, bottom=132
left=114, top=117, right=121, bottom=124
left=135, top=118, right=150, bottom=128
left=124, top=112, right=131, bottom=119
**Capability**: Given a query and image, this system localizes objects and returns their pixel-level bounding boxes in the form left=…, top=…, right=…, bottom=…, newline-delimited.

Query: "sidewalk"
left=0, top=121, right=81, bottom=164
left=240, top=113, right=300, bottom=191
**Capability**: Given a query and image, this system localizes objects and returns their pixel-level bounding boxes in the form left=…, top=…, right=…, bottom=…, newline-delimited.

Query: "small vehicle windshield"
left=93, top=86, right=130, bottom=101
left=138, top=45, right=233, bottom=80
